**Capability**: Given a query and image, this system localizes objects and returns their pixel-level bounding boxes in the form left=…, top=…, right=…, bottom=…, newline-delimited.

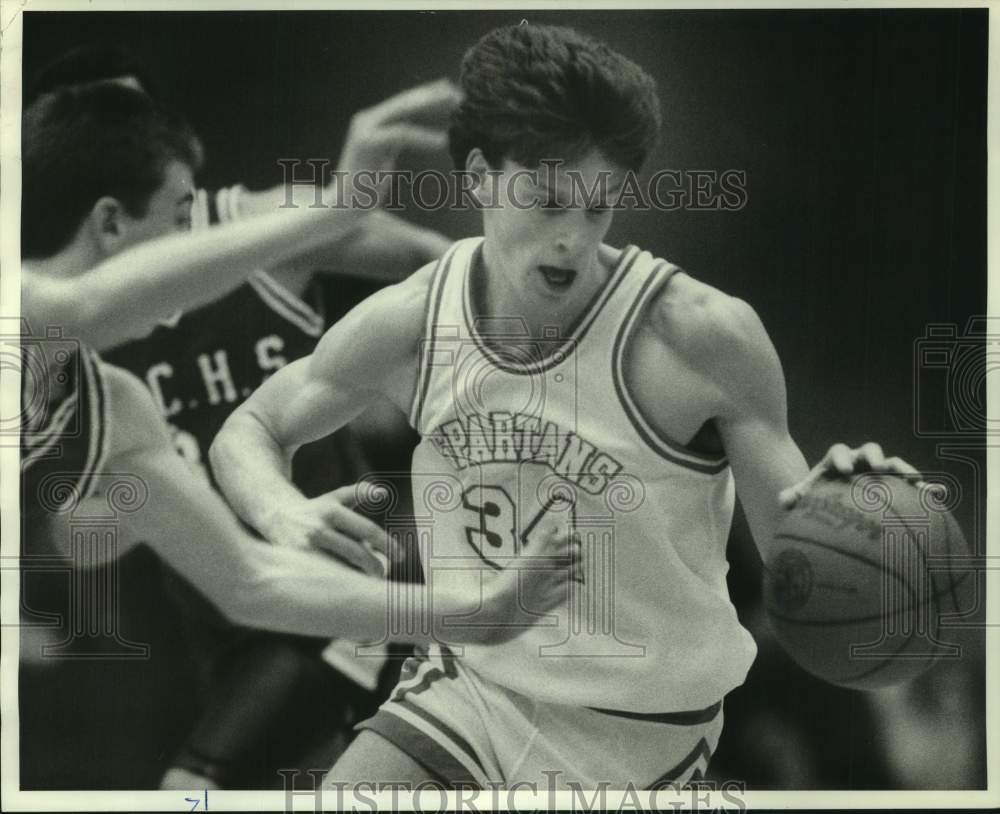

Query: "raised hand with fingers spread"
left=334, top=79, right=462, bottom=207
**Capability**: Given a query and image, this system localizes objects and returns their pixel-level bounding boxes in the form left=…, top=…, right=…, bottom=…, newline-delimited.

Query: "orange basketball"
left=763, top=473, right=971, bottom=690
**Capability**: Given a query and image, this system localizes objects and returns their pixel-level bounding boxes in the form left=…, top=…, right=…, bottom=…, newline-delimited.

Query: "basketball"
left=763, top=472, right=971, bottom=691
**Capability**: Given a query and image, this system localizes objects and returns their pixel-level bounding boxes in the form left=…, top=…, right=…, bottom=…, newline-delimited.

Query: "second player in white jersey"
left=410, top=237, right=756, bottom=713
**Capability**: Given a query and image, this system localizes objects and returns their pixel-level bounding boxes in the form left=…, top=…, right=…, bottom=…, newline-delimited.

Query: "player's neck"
left=475, top=241, right=617, bottom=344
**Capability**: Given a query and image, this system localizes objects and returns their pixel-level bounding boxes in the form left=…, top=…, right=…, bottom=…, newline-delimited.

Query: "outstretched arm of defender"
left=92, top=363, right=577, bottom=643
left=22, top=79, right=458, bottom=352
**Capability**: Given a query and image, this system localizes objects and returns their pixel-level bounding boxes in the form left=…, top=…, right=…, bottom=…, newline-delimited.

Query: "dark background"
left=21, top=8, right=988, bottom=791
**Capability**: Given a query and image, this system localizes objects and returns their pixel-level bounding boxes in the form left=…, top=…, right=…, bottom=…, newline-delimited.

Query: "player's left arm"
left=701, top=296, right=922, bottom=560
left=223, top=185, right=450, bottom=283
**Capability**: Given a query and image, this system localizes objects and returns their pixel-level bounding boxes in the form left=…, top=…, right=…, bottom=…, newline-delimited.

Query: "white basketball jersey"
left=409, top=237, right=756, bottom=713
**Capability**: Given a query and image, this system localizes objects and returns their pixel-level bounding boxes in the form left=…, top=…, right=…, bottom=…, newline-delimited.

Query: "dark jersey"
left=104, top=270, right=379, bottom=496
left=21, top=342, right=109, bottom=527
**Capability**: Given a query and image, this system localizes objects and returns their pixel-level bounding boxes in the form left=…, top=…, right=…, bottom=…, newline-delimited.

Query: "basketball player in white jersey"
left=211, top=24, right=925, bottom=789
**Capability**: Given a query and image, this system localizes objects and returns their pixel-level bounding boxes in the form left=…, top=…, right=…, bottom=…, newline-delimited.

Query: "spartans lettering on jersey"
left=428, top=411, right=623, bottom=496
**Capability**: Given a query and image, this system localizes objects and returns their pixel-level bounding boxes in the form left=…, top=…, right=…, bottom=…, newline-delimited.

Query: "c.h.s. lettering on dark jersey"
left=429, top=411, right=623, bottom=496
left=143, top=334, right=288, bottom=417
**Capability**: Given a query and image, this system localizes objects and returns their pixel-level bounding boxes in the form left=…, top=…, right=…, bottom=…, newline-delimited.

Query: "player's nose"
left=554, top=217, right=590, bottom=256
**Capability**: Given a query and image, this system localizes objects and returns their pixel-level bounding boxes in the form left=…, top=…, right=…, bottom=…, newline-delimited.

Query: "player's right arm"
left=210, top=264, right=432, bottom=562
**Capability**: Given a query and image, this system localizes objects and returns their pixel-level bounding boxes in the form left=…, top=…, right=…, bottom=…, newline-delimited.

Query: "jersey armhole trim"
left=249, top=270, right=324, bottom=337
left=409, top=244, right=460, bottom=431
left=612, top=265, right=729, bottom=475
left=75, top=348, right=110, bottom=503
left=21, top=391, right=78, bottom=462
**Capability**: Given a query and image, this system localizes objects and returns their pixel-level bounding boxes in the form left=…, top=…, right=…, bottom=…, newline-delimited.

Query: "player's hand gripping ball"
left=763, top=473, right=972, bottom=690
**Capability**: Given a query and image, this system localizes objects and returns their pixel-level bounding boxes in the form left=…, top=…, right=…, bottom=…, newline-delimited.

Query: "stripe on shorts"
left=358, top=701, right=489, bottom=788
left=391, top=648, right=455, bottom=700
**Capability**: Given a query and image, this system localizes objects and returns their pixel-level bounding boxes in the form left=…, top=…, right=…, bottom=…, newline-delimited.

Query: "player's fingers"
left=828, top=443, right=855, bottom=475
left=777, top=484, right=803, bottom=509
left=190, top=188, right=209, bottom=232
left=309, top=529, right=385, bottom=576
left=325, top=504, right=387, bottom=551
left=858, top=441, right=886, bottom=470
left=381, top=532, right=406, bottom=569
left=216, top=186, right=231, bottom=223
left=369, top=124, right=449, bottom=156
left=533, top=524, right=568, bottom=555
left=535, top=535, right=583, bottom=582
left=778, top=465, right=826, bottom=509
left=884, top=455, right=920, bottom=478
left=361, top=540, right=390, bottom=578
left=328, top=482, right=387, bottom=510
left=363, top=79, right=462, bottom=126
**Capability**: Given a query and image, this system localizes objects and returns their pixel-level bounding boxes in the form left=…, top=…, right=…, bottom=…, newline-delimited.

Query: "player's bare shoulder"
left=101, top=362, right=173, bottom=455
left=643, top=271, right=784, bottom=405
left=311, top=257, right=441, bottom=406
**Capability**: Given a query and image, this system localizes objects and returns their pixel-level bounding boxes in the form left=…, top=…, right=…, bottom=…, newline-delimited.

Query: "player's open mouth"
left=538, top=265, right=577, bottom=290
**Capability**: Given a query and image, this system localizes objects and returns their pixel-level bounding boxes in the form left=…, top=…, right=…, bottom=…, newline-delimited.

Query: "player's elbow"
left=209, top=408, right=256, bottom=476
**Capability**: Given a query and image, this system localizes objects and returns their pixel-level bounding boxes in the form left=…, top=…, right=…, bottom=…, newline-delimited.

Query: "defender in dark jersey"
left=104, top=193, right=432, bottom=788
left=19, top=76, right=578, bottom=791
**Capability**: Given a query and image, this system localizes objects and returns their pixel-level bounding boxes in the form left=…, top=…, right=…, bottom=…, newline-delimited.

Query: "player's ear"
left=89, top=196, right=128, bottom=255
left=465, top=148, right=494, bottom=206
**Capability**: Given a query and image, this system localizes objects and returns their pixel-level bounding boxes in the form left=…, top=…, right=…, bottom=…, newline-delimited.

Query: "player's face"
left=479, top=148, right=626, bottom=310
left=115, top=160, right=195, bottom=252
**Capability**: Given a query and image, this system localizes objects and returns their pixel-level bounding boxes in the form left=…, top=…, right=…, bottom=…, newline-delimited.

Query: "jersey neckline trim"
left=612, top=266, right=729, bottom=474
left=462, top=241, right=641, bottom=376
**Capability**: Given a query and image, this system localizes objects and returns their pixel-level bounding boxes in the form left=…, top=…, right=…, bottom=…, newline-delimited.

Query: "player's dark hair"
left=26, top=43, right=159, bottom=105
left=449, top=24, right=662, bottom=172
left=22, top=82, right=203, bottom=259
